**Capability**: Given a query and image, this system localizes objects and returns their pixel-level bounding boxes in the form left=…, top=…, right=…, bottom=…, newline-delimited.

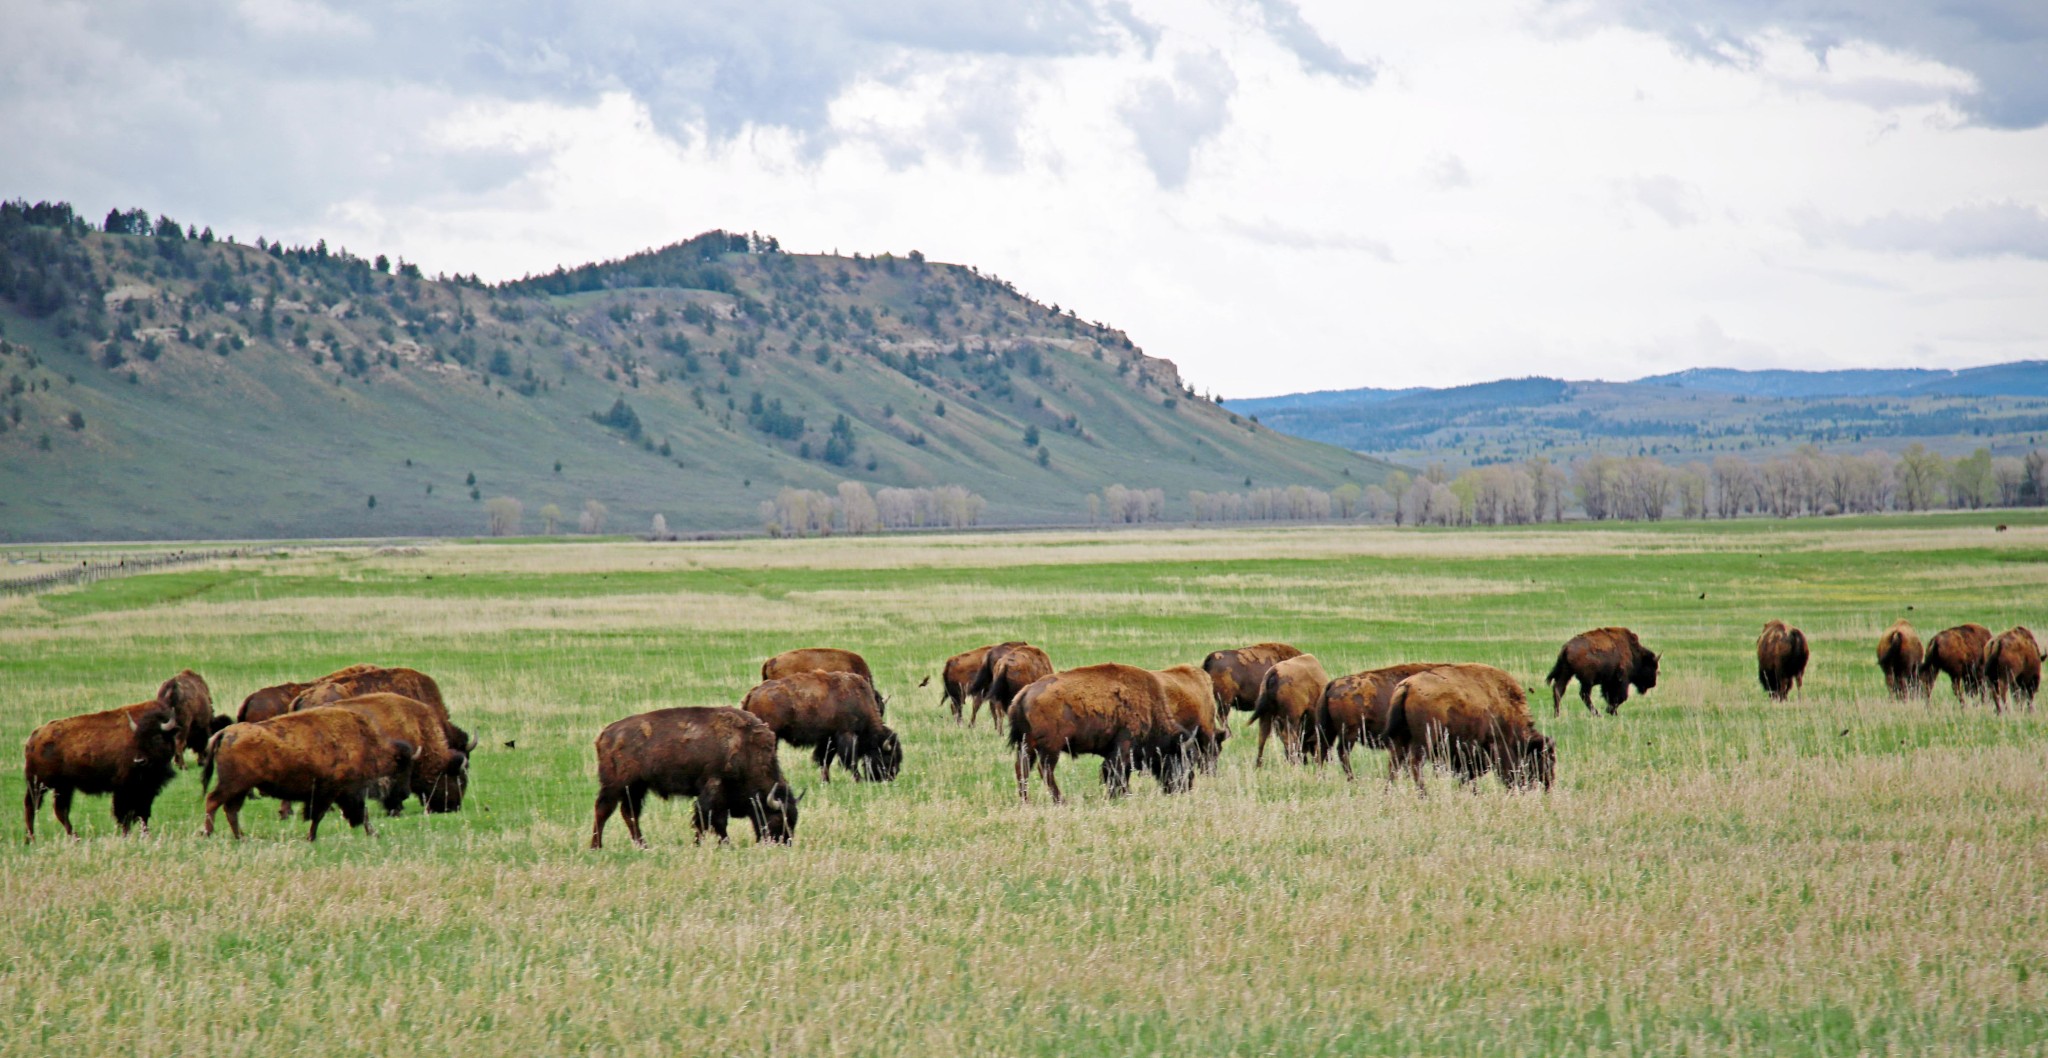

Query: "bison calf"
left=202, top=709, right=417, bottom=841
left=24, top=700, right=183, bottom=841
left=1386, top=664, right=1554, bottom=794
left=1877, top=620, right=1924, bottom=700
left=1547, top=627, right=1659, bottom=716
left=1009, top=663, right=1194, bottom=804
left=592, top=707, right=800, bottom=848
left=742, top=671, right=901, bottom=782
left=1202, top=642, right=1302, bottom=718
left=1919, top=624, right=1992, bottom=702
left=1315, top=663, right=1449, bottom=780
left=1251, top=654, right=1329, bottom=767
left=1985, top=627, right=2041, bottom=714
left=1756, top=620, right=1809, bottom=701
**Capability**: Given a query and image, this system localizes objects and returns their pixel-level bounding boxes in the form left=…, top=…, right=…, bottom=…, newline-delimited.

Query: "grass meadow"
left=2, top=513, right=2045, bottom=1056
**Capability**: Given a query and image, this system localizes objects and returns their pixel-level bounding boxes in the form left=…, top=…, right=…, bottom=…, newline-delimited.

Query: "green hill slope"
left=0, top=205, right=1391, bottom=541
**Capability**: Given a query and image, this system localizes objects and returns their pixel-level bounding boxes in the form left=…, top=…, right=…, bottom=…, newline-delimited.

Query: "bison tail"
left=200, top=730, right=229, bottom=794
left=1544, top=648, right=1571, bottom=687
left=1384, top=682, right=1411, bottom=742
left=1005, top=696, right=1030, bottom=750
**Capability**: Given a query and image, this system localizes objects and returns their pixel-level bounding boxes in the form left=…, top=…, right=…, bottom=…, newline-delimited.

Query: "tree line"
left=761, top=483, right=988, bottom=537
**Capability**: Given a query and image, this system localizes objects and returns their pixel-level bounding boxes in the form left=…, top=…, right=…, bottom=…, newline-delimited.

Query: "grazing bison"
left=322, top=693, right=469, bottom=814
left=1919, top=624, right=1993, bottom=702
left=1385, top=663, right=1554, bottom=794
left=969, top=643, right=1053, bottom=726
left=202, top=708, right=417, bottom=841
left=1314, top=663, right=1449, bottom=780
left=237, top=682, right=311, bottom=725
left=1250, top=654, right=1330, bottom=767
left=1546, top=627, right=1659, bottom=716
left=1876, top=620, right=1924, bottom=700
left=23, top=700, right=182, bottom=841
left=591, top=707, right=800, bottom=848
left=1985, top=627, right=2041, bottom=714
left=1008, top=663, right=1194, bottom=804
left=742, top=671, right=902, bottom=782
left=1201, top=642, right=1303, bottom=717
left=1755, top=620, right=1810, bottom=701
left=936, top=645, right=997, bottom=723
left=1153, top=664, right=1228, bottom=772
left=292, top=666, right=475, bottom=755
left=157, top=669, right=224, bottom=765
left=761, top=648, right=875, bottom=688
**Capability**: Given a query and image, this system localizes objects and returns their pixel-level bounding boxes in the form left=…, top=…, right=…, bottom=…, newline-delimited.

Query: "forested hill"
left=0, top=201, right=1390, bottom=541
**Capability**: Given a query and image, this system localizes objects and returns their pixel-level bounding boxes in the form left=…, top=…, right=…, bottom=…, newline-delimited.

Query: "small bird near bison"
left=591, top=707, right=800, bottom=848
left=1755, top=620, right=1809, bottom=701
left=1546, top=627, right=1659, bottom=716
left=23, top=699, right=183, bottom=841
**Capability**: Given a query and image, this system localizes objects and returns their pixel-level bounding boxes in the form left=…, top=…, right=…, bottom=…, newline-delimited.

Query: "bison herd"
left=20, top=618, right=2040, bottom=847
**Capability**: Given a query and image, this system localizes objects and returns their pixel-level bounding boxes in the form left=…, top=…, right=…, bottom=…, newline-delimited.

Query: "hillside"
left=1229, top=364, right=2048, bottom=470
left=0, top=203, right=1392, bottom=541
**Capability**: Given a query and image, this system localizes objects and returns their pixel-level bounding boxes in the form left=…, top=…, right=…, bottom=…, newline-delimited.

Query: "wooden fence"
left=0, top=548, right=254, bottom=596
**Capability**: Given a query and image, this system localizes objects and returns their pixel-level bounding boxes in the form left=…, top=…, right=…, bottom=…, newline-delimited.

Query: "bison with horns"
left=23, top=698, right=183, bottom=841
left=1546, top=627, right=1659, bottom=716
left=1385, top=663, right=1555, bottom=794
left=591, top=707, right=801, bottom=848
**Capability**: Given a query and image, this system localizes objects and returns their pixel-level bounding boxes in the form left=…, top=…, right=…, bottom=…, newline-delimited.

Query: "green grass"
left=2, top=515, right=2044, bottom=1055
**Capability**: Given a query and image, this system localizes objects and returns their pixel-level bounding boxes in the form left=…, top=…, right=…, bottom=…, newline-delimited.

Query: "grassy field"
left=3, top=513, right=2045, bottom=1056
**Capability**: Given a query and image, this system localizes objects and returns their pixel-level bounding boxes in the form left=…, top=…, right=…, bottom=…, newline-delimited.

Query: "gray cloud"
left=1242, top=0, right=1376, bottom=85
left=1121, top=51, right=1238, bottom=189
left=1800, top=200, right=2048, bottom=259
left=1561, top=0, right=2048, bottom=128
left=1221, top=218, right=1394, bottom=260
left=1616, top=175, right=1704, bottom=226
left=1427, top=154, right=1472, bottom=190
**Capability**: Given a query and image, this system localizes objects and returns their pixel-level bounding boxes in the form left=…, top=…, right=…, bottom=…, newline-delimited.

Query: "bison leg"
left=1282, top=716, right=1305, bottom=765
left=1038, top=753, right=1064, bottom=805
left=692, top=796, right=731, bottom=845
left=1550, top=679, right=1567, bottom=717
left=1337, top=733, right=1356, bottom=781
left=836, top=733, right=862, bottom=782
left=1602, top=680, right=1628, bottom=715
left=338, top=794, right=372, bottom=836
left=1577, top=680, right=1595, bottom=715
left=1015, top=742, right=1034, bottom=803
left=112, top=786, right=150, bottom=836
left=52, top=788, right=76, bottom=839
left=591, top=786, right=622, bottom=849
left=1254, top=715, right=1273, bottom=768
left=620, top=784, right=650, bottom=849
left=22, top=781, right=43, bottom=843
left=303, top=795, right=334, bottom=842
left=1103, top=737, right=1135, bottom=798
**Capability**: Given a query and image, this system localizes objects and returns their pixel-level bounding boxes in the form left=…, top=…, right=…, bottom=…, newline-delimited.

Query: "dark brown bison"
left=936, top=645, right=997, bottom=723
left=741, top=671, right=901, bottom=782
left=1877, top=620, right=1924, bottom=700
left=969, top=642, right=1053, bottom=726
left=322, top=693, right=469, bottom=814
left=1756, top=620, right=1810, bottom=701
left=157, top=669, right=225, bottom=765
left=1250, top=654, right=1329, bottom=767
left=1314, top=663, right=1450, bottom=780
left=23, top=699, right=182, bottom=841
left=291, top=666, right=475, bottom=755
left=237, top=682, right=311, bottom=725
left=201, top=708, right=417, bottom=841
left=1546, top=627, right=1659, bottom=716
left=1385, top=664, right=1554, bottom=794
left=1153, top=664, right=1227, bottom=772
left=1985, top=627, right=2041, bottom=714
left=761, top=647, right=875, bottom=687
left=1919, top=623, right=1993, bottom=702
left=591, top=707, right=800, bottom=848
left=1008, top=663, right=1194, bottom=803
left=1202, top=642, right=1303, bottom=717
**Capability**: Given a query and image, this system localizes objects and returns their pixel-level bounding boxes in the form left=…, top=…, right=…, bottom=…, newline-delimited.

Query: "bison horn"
left=162, top=714, right=179, bottom=731
left=127, top=713, right=139, bottom=732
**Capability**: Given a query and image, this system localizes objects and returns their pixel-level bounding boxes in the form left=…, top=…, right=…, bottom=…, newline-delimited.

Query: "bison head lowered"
left=1632, top=651, right=1661, bottom=695
left=860, top=729, right=904, bottom=783
left=1513, top=733, right=1557, bottom=791
left=750, top=782, right=803, bottom=845
left=422, top=749, right=470, bottom=813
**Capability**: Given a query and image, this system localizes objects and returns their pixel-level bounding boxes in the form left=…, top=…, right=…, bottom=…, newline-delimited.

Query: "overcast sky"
left=4, top=0, right=2045, bottom=396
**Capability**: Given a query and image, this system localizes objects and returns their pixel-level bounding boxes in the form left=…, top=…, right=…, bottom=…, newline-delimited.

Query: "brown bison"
left=23, top=699, right=183, bottom=841
left=1250, top=654, right=1330, bottom=767
left=1919, top=623, right=1993, bottom=702
left=1153, top=664, right=1228, bottom=772
left=1547, top=627, right=1660, bottom=716
left=291, top=666, right=475, bottom=755
left=1756, top=620, right=1810, bottom=701
left=1314, top=663, right=1450, bottom=780
left=1008, top=663, right=1195, bottom=803
left=1985, top=627, right=2041, bottom=714
left=321, top=693, right=469, bottom=814
left=1385, top=664, right=1554, bottom=794
left=157, top=669, right=225, bottom=765
left=741, top=671, right=902, bottom=782
left=1202, top=642, right=1303, bottom=717
left=201, top=708, right=418, bottom=841
left=591, top=707, right=800, bottom=848
left=237, top=682, right=311, bottom=725
left=969, top=642, right=1053, bottom=726
left=1876, top=620, right=1924, bottom=700
left=761, top=647, right=875, bottom=687
left=935, top=644, right=997, bottom=723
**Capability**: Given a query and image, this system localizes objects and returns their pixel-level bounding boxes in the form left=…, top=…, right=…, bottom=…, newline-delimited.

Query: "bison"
left=1546, top=627, right=1659, bottom=716
left=321, top=693, right=470, bottom=814
left=935, top=644, right=997, bottom=723
left=1250, top=654, right=1330, bottom=767
left=1202, top=642, right=1303, bottom=718
left=741, top=671, right=902, bottom=782
left=1385, top=663, right=1554, bottom=794
left=201, top=708, right=417, bottom=841
left=761, top=647, right=875, bottom=687
left=1985, top=626, right=2041, bottom=714
left=968, top=642, right=1053, bottom=726
left=1314, top=663, right=1450, bottom=780
left=237, top=682, right=311, bottom=725
left=1153, top=664, right=1228, bottom=772
left=158, top=669, right=225, bottom=765
left=1919, top=623, right=1993, bottom=702
left=591, top=707, right=800, bottom=848
left=1008, top=663, right=1194, bottom=804
left=291, top=666, right=475, bottom=755
left=1876, top=620, right=1924, bottom=700
left=1756, top=620, right=1809, bottom=701
left=23, top=699, right=183, bottom=841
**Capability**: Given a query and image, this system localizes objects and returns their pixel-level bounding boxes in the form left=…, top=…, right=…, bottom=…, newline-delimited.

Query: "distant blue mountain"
left=1634, top=361, right=2048, bottom=398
